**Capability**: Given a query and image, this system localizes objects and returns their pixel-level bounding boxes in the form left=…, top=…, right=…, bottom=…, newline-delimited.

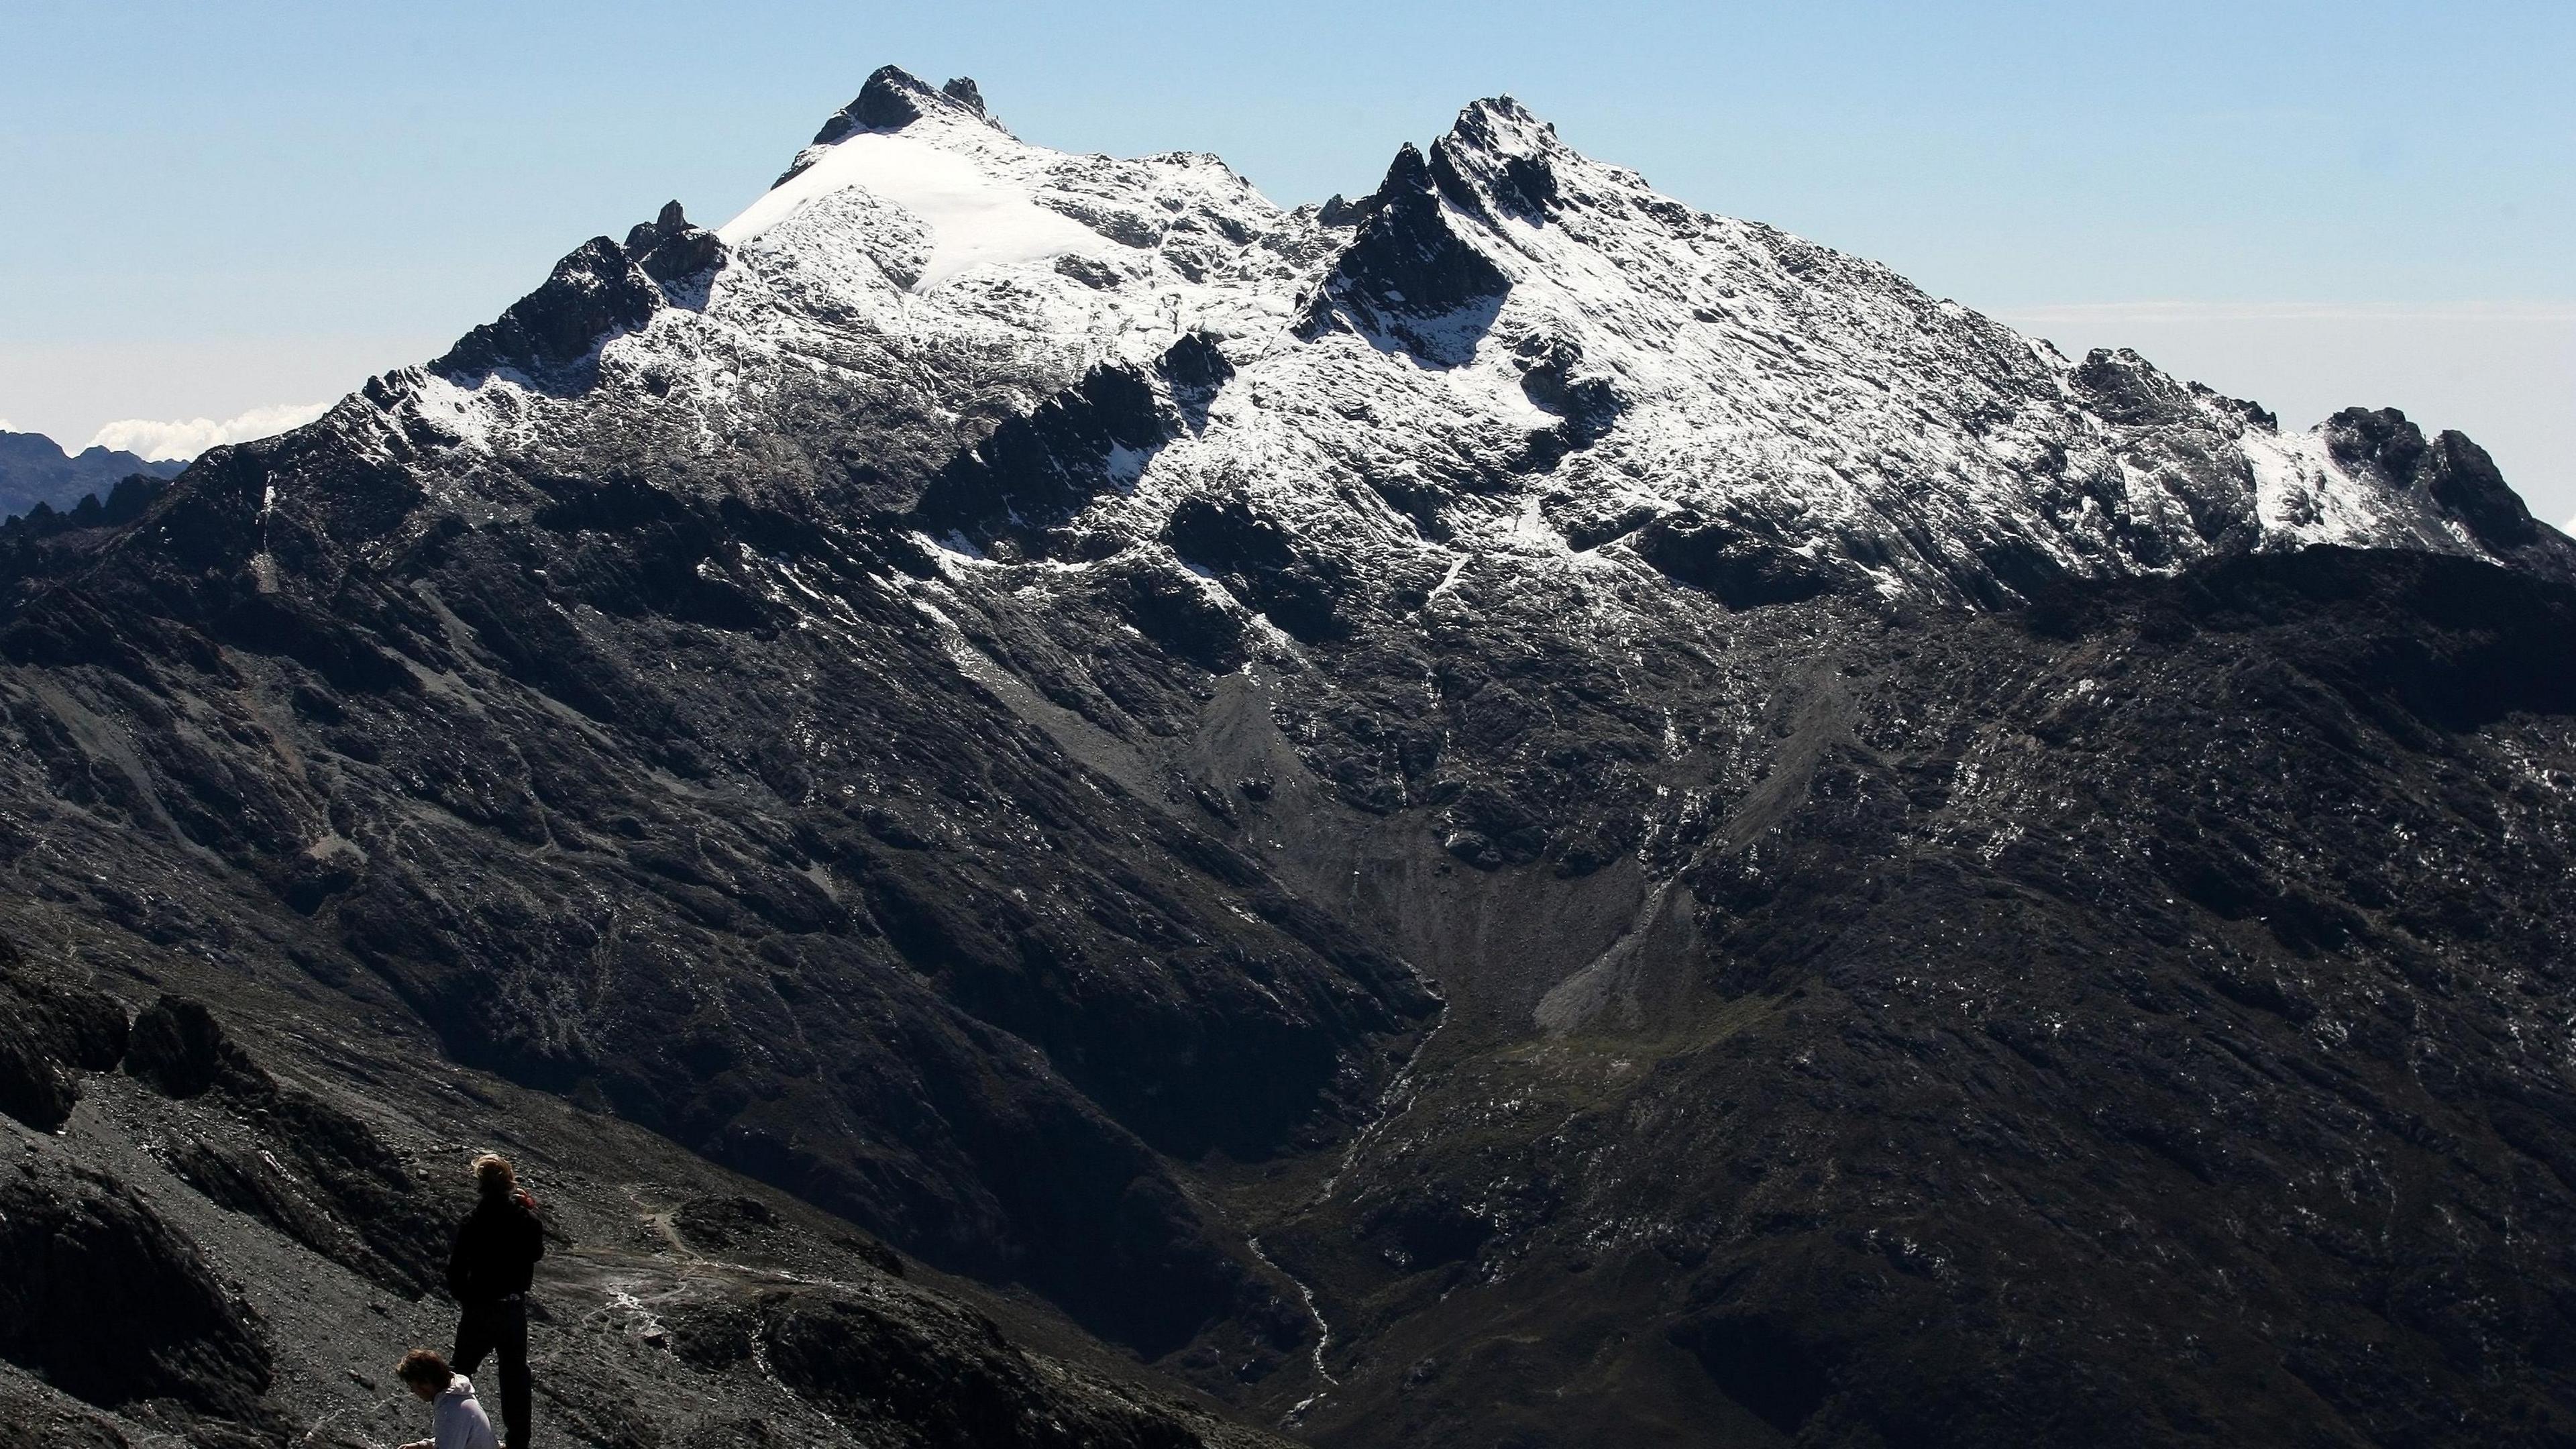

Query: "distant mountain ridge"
left=0, top=429, right=184, bottom=523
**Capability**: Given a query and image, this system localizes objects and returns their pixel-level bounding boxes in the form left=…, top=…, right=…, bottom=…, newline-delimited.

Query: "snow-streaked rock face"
left=297, top=58, right=2570, bottom=871
left=361, top=65, right=2562, bottom=625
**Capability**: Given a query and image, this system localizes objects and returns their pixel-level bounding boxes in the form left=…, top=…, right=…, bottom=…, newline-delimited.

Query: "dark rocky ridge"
left=909, top=331, right=1236, bottom=554
left=2325, top=405, right=2548, bottom=555
left=1295, top=142, right=1513, bottom=365
left=6, top=66, right=2576, bottom=1448
left=435, top=203, right=725, bottom=385
left=799, top=66, right=1006, bottom=171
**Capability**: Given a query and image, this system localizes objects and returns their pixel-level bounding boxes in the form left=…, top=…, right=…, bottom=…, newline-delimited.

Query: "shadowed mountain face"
left=7, top=65, right=2576, bottom=1448
left=0, top=430, right=184, bottom=524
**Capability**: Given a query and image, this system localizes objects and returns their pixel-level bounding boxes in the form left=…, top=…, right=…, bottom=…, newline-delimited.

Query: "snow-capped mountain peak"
left=359, top=68, right=2563, bottom=618
left=722, top=125, right=1113, bottom=291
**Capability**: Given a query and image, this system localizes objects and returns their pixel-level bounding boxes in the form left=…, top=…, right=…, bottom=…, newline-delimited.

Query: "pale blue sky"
left=2, top=1, right=2568, bottom=513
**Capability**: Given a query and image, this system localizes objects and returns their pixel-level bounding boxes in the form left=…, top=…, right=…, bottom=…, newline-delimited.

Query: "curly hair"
left=396, top=1348, right=451, bottom=1387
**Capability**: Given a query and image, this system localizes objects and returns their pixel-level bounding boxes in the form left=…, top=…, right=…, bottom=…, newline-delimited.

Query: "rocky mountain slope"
left=1, top=933, right=1295, bottom=1449
left=0, top=429, right=184, bottom=525
left=6, top=64, right=2576, bottom=1447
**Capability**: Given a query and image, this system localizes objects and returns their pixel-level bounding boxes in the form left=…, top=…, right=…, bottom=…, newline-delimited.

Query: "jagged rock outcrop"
left=432, top=236, right=664, bottom=381
left=0, top=1155, right=274, bottom=1438
left=2324, top=404, right=2546, bottom=554
left=0, top=934, right=128, bottom=1131
left=626, top=199, right=726, bottom=287
left=1295, top=142, right=1512, bottom=363
left=910, top=358, right=1172, bottom=549
left=121, top=995, right=453, bottom=1295
left=434, top=203, right=726, bottom=384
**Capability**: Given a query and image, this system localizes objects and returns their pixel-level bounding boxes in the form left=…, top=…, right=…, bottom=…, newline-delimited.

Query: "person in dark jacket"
left=447, top=1153, right=543, bottom=1449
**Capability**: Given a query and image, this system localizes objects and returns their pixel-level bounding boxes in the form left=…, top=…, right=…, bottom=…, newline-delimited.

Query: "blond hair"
left=472, top=1153, right=517, bottom=1199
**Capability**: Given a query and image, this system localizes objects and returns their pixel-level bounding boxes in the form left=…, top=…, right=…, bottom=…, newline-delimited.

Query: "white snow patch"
left=2243, top=427, right=2387, bottom=547
left=718, top=133, right=1108, bottom=291
left=1443, top=358, right=1558, bottom=429
left=1104, top=441, right=1152, bottom=487
left=920, top=529, right=987, bottom=564
left=406, top=374, right=500, bottom=451
left=1422, top=555, right=1470, bottom=608
left=1502, top=492, right=1569, bottom=554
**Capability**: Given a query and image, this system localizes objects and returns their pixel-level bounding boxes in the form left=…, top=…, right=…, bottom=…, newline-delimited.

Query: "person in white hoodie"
left=394, top=1348, right=501, bottom=1449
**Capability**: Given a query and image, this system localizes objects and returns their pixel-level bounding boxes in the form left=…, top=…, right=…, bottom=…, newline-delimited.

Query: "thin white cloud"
left=87, top=402, right=329, bottom=461
left=1996, top=301, right=2576, bottom=325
